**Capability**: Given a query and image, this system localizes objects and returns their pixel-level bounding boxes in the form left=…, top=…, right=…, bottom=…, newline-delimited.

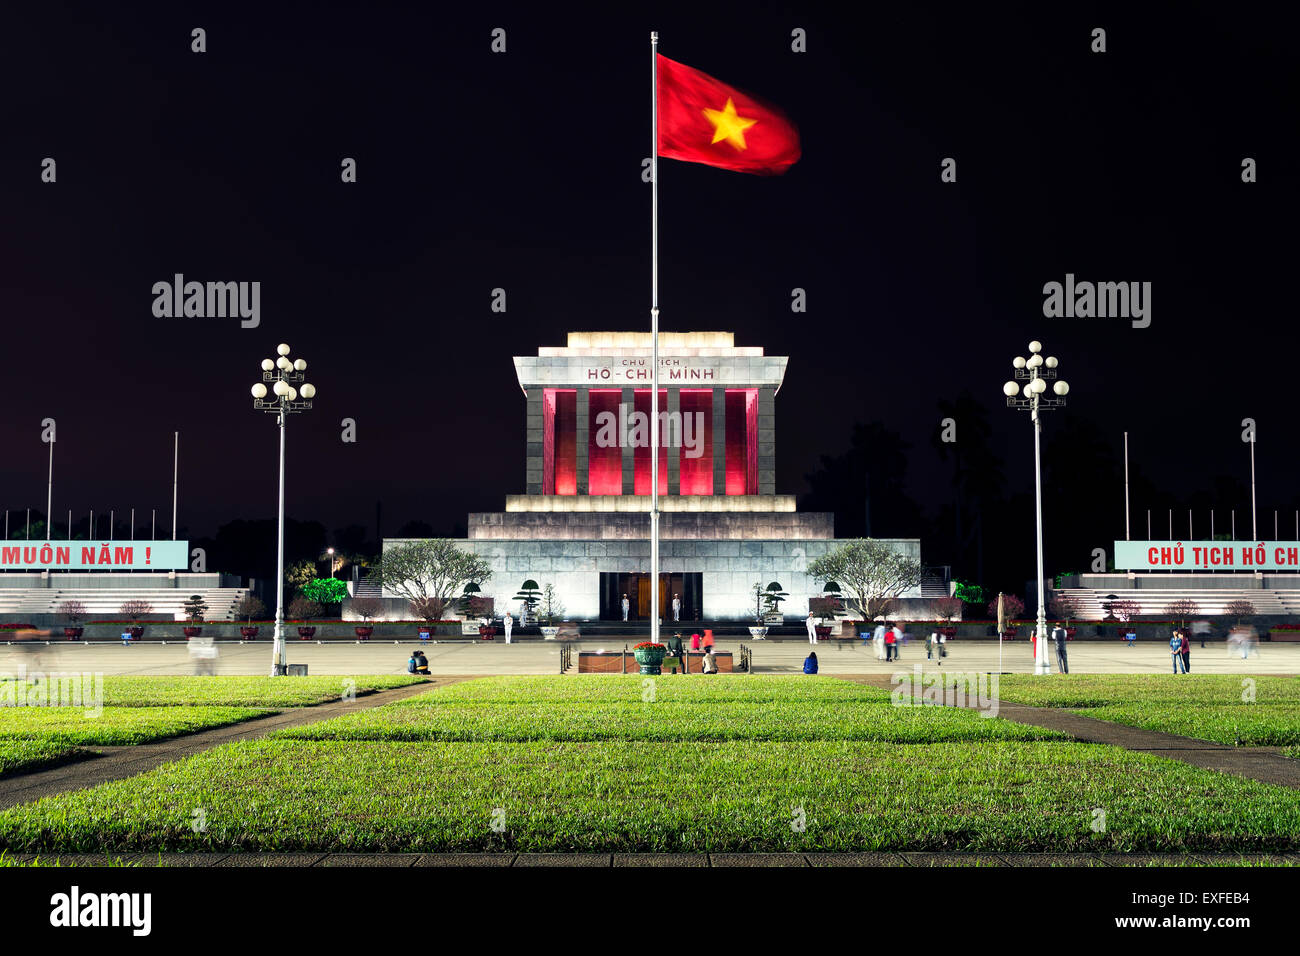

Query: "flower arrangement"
left=633, top=641, right=666, bottom=650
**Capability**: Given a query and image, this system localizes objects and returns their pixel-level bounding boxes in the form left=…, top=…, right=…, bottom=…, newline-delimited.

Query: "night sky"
left=1, top=2, right=1294, bottom=591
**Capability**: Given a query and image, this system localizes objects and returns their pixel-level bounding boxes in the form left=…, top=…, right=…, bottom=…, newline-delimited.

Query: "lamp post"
left=251, top=343, right=316, bottom=676
left=327, top=547, right=336, bottom=579
left=1003, top=340, right=1069, bottom=676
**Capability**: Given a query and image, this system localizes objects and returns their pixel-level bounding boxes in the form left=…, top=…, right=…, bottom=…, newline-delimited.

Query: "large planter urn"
left=747, top=626, right=768, bottom=639
left=815, top=625, right=832, bottom=640
left=63, top=626, right=84, bottom=640
left=478, top=625, right=497, bottom=640
left=127, top=626, right=145, bottom=640
left=354, top=626, right=374, bottom=641
left=183, top=626, right=203, bottom=639
left=633, top=643, right=667, bottom=676
left=240, top=626, right=260, bottom=640
left=297, top=626, right=317, bottom=640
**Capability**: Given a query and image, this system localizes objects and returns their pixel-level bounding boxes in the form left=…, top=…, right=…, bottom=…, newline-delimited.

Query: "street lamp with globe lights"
left=1003, top=340, right=1069, bottom=675
left=251, top=343, right=316, bottom=676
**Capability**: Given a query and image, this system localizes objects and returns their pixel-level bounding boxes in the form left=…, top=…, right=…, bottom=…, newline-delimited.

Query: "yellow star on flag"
left=701, top=97, right=758, bottom=150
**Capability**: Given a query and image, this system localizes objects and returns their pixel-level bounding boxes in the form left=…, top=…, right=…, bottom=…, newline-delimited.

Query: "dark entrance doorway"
left=600, top=572, right=702, bottom=621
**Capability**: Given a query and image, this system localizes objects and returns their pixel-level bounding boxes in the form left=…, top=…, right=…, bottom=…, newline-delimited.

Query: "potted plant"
left=350, top=596, right=383, bottom=639
left=56, top=600, right=86, bottom=640
left=810, top=595, right=841, bottom=640
left=235, top=594, right=266, bottom=639
left=182, top=594, right=208, bottom=638
left=538, top=584, right=563, bottom=639
left=632, top=640, right=667, bottom=675
left=467, top=595, right=496, bottom=639
left=289, top=596, right=322, bottom=639
left=119, top=599, right=153, bottom=640
left=748, top=582, right=769, bottom=638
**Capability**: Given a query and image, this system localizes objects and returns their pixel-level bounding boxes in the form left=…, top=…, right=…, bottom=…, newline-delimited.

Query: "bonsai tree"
left=234, top=594, right=267, bottom=624
left=751, top=582, right=767, bottom=623
left=182, top=594, right=208, bottom=623
left=119, top=599, right=154, bottom=623
left=56, top=600, right=86, bottom=626
left=302, top=577, right=348, bottom=605
left=762, top=582, right=789, bottom=620
left=456, top=582, right=483, bottom=619
left=288, top=596, right=323, bottom=621
left=987, top=594, right=1025, bottom=621
left=514, top=579, right=542, bottom=623
left=373, top=539, right=493, bottom=623
left=350, top=596, right=383, bottom=623
left=1166, top=598, right=1200, bottom=629
left=539, top=583, right=564, bottom=625
left=808, top=539, right=923, bottom=622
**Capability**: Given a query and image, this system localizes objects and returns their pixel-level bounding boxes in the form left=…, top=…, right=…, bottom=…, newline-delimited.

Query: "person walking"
left=672, top=593, right=681, bottom=622
left=1051, top=621, right=1069, bottom=674
left=1169, top=631, right=1185, bottom=673
left=873, top=622, right=887, bottom=661
left=803, top=651, right=819, bottom=674
left=503, top=612, right=513, bottom=645
left=884, top=624, right=897, bottom=662
left=621, top=594, right=630, bottom=622
left=702, top=630, right=715, bottom=652
left=667, top=632, right=686, bottom=674
left=927, top=630, right=937, bottom=660
left=805, top=612, right=818, bottom=645
left=1192, top=619, right=1210, bottom=649
left=1179, top=629, right=1191, bottom=673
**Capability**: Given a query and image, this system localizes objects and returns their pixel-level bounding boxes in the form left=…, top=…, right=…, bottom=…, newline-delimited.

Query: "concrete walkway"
left=1, top=850, right=1296, bottom=867
left=842, top=674, right=1300, bottom=788
left=0, top=678, right=457, bottom=810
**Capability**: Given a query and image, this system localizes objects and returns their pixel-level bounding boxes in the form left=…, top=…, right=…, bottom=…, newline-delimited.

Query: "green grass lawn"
left=0, top=675, right=420, bottom=708
left=2, top=675, right=1298, bottom=855
left=1, top=738, right=1296, bottom=853
left=0, top=740, right=87, bottom=778
left=277, top=675, right=1063, bottom=743
left=0, top=706, right=273, bottom=746
left=993, top=675, right=1300, bottom=746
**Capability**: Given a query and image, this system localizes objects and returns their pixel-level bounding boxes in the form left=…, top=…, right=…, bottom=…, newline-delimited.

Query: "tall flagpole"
left=650, top=31, right=661, bottom=647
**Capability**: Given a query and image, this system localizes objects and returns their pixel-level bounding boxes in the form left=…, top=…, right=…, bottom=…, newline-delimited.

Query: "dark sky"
left=1, top=2, right=1294, bottom=586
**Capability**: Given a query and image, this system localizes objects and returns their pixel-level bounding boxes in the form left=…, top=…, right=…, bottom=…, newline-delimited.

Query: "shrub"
left=56, top=601, right=87, bottom=625
left=235, top=594, right=267, bottom=623
left=119, top=600, right=154, bottom=620
left=288, top=596, right=323, bottom=621
left=350, top=597, right=384, bottom=622
left=303, top=577, right=349, bottom=605
left=987, top=594, right=1025, bottom=620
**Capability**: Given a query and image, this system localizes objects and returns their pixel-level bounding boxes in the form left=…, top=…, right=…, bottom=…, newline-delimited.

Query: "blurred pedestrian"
left=1051, top=621, right=1069, bottom=674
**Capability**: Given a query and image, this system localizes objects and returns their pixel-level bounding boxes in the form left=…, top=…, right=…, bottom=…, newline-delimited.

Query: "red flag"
left=656, top=54, right=800, bottom=175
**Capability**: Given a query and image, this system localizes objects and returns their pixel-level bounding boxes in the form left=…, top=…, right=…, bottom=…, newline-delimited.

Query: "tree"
left=1166, top=598, right=1200, bottom=628
left=931, top=596, right=963, bottom=622
left=762, top=581, right=789, bottom=619
left=808, top=539, right=923, bottom=622
left=350, top=596, right=383, bottom=623
left=303, top=577, right=349, bottom=604
left=182, top=594, right=208, bottom=622
left=288, top=596, right=323, bottom=621
left=539, top=583, right=564, bottom=625
left=1047, top=591, right=1079, bottom=623
left=513, top=580, right=542, bottom=623
left=284, top=560, right=316, bottom=595
left=56, top=600, right=86, bottom=625
left=119, top=599, right=154, bottom=621
left=234, top=594, right=267, bottom=623
left=374, top=540, right=493, bottom=623
left=987, top=594, right=1025, bottom=620
left=1225, top=599, right=1255, bottom=626
left=1108, top=599, right=1141, bottom=623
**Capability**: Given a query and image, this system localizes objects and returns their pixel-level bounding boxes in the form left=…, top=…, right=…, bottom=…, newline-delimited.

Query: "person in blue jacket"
left=803, top=651, right=818, bottom=674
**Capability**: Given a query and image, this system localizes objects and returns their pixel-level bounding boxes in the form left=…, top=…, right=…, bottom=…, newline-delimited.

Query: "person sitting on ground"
left=414, top=650, right=431, bottom=675
left=803, top=651, right=818, bottom=674
left=702, top=648, right=718, bottom=674
left=407, top=652, right=418, bottom=674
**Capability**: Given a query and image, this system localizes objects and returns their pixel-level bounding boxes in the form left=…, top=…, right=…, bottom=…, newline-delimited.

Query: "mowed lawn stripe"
left=0, top=706, right=275, bottom=746
left=1, top=739, right=1297, bottom=853
left=0, top=675, right=422, bottom=708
